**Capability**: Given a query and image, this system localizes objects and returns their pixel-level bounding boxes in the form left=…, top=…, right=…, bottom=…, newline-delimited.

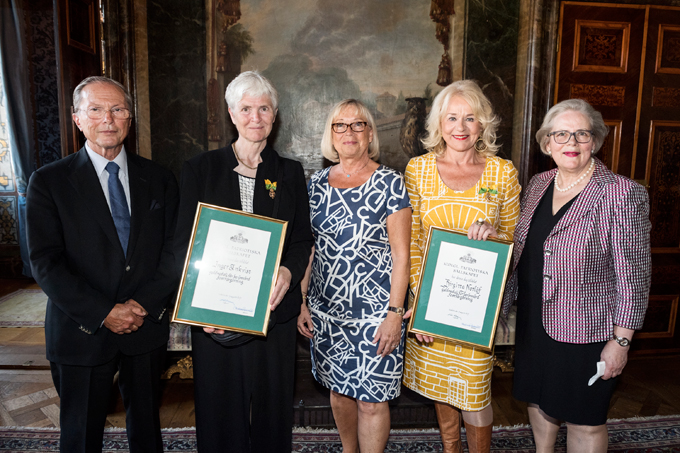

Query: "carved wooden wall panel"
left=65, top=0, right=96, bottom=54
left=652, top=87, right=680, bottom=107
left=573, top=20, right=629, bottom=73
left=55, top=0, right=103, bottom=156
left=598, top=120, right=621, bottom=172
left=569, top=84, right=625, bottom=106
left=557, top=4, right=680, bottom=355
left=647, top=122, right=680, bottom=249
left=656, top=25, right=680, bottom=75
left=639, top=7, right=680, bottom=355
left=636, top=295, right=678, bottom=340
left=555, top=4, right=645, bottom=178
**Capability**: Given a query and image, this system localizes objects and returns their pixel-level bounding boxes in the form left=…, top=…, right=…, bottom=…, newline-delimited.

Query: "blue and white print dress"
left=307, top=165, right=411, bottom=402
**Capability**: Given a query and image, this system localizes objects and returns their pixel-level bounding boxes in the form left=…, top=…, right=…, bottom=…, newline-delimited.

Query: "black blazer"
left=175, top=144, right=313, bottom=323
left=26, top=148, right=179, bottom=366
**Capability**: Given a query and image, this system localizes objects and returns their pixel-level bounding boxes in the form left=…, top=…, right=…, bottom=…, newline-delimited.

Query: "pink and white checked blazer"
left=502, top=158, right=651, bottom=344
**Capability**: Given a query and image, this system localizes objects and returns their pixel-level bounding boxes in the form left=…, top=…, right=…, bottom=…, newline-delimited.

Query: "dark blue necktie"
left=105, top=162, right=130, bottom=256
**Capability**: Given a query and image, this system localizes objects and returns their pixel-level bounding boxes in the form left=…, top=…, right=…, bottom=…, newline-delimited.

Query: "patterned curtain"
left=1, top=0, right=36, bottom=277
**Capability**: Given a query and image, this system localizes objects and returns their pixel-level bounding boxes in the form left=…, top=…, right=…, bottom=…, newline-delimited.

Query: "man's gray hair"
left=225, top=71, right=278, bottom=111
left=73, top=76, right=133, bottom=111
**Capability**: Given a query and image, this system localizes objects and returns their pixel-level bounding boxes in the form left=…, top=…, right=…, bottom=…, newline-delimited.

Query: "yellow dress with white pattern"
left=403, top=152, right=520, bottom=411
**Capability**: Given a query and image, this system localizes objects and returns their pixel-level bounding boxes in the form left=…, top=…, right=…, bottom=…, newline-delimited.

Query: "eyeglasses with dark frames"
left=331, top=122, right=368, bottom=133
left=548, top=130, right=593, bottom=144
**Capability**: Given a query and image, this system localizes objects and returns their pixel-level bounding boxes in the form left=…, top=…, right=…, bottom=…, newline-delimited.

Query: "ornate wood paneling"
left=652, top=87, right=680, bottom=107
left=573, top=20, right=630, bottom=73
left=637, top=295, right=678, bottom=340
left=557, top=4, right=680, bottom=355
left=55, top=0, right=102, bottom=156
left=646, top=121, right=680, bottom=250
left=569, top=84, right=625, bottom=106
left=656, top=24, right=680, bottom=75
left=598, top=120, right=622, bottom=172
left=555, top=3, right=645, bottom=178
left=65, top=0, right=96, bottom=54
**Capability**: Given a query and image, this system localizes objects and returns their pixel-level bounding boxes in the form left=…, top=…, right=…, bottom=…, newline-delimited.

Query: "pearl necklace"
left=554, top=158, right=594, bottom=192
left=339, top=159, right=370, bottom=178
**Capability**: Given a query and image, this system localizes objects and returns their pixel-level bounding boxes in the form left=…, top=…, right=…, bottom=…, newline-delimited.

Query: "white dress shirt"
left=85, top=144, right=132, bottom=215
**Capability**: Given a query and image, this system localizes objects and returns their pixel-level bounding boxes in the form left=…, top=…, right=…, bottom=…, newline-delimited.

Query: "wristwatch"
left=387, top=306, right=406, bottom=316
left=612, top=334, right=630, bottom=347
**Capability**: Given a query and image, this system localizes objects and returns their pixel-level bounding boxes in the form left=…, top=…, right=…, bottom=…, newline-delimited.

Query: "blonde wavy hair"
left=422, top=80, right=500, bottom=158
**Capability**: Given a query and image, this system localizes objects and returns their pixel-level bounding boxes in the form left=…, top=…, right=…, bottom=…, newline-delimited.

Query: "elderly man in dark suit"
left=26, top=76, right=178, bottom=453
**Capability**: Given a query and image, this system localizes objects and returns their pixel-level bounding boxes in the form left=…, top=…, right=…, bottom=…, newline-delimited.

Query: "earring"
left=474, top=139, right=487, bottom=152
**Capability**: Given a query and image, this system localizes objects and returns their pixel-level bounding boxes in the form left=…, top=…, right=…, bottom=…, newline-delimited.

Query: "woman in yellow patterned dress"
left=403, top=80, right=521, bottom=453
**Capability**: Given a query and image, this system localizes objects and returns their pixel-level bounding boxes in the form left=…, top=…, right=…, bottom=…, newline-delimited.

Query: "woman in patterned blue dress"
left=298, top=99, right=411, bottom=453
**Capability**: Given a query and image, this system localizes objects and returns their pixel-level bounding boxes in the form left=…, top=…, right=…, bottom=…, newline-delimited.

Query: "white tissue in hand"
left=588, top=361, right=606, bottom=386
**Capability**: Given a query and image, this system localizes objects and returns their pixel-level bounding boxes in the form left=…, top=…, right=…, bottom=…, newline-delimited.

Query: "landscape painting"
left=219, top=0, right=449, bottom=175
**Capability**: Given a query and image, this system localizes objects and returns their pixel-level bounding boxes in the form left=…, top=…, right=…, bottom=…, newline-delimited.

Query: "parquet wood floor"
left=1, top=279, right=678, bottom=430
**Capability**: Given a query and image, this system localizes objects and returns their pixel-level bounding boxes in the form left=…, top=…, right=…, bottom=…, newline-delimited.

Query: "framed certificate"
left=407, top=227, right=514, bottom=350
left=171, top=202, right=287, bottom=336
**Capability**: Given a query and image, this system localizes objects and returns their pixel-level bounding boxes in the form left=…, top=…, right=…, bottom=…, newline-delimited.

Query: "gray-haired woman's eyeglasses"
left=548, top=130, right=593, bottom=144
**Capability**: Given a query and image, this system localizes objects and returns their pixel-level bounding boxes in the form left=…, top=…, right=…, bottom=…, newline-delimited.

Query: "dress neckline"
left=326, top=165, right=383, bottom=190
left=436, top=155, right=489, bottom=194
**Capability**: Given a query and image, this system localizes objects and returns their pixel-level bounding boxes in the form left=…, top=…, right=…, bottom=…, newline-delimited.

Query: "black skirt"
left=512, top=182, right=617, bottom=426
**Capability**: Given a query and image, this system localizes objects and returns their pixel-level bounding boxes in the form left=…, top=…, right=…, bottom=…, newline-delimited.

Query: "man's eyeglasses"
left=331, top=122, right=368, bottom=133
left=74, top=107, right=132, bottom=120
left=548, top=130, right=593, bottom=144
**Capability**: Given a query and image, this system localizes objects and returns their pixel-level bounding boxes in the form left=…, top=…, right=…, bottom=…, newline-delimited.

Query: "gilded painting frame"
left=172, top=202, right=287, bottom=336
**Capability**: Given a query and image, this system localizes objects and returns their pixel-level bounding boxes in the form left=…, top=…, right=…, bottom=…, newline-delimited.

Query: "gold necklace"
left=233, top=144, right=259, bottom=170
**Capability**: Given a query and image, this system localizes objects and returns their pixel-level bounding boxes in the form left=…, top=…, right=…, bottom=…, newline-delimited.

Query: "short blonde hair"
left=422, top=80, right=500, bottom=157
left=321, top=99, right=380, bottom=163
left=535, top=98, right=609, bottom=155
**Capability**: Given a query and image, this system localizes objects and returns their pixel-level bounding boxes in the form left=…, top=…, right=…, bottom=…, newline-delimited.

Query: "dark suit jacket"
left=175, top=144, right=313, bottom=323
left=26, top=148, right=179, bottom=366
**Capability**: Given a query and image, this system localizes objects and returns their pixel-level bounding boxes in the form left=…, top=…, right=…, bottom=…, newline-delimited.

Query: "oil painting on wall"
left=209, top=0, right=454, bottom=176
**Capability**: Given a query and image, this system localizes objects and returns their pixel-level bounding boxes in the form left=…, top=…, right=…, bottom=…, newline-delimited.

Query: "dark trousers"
left=192, top=316, right=297, bottom=453
left=50, top=344, right=166, bottom=453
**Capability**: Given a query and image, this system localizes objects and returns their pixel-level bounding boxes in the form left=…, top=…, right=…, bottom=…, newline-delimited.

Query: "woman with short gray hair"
left=503, top=98, right=651, bottom=452
left=175, top=71, right=313, bottom=452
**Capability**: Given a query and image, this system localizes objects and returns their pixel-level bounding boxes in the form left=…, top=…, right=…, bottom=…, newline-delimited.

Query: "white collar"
left=85, top=144, right=128, bottom=177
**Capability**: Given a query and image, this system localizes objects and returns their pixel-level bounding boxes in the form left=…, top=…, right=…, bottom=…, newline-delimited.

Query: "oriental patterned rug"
left=0, top=415, right=678, bottom=452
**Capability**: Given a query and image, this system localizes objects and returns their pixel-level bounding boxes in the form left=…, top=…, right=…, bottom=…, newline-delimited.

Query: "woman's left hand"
left=373, top=309, right=411, bottom=357
left=600, top=340, right=629, bottom=380
left=468, top=218, right=498, bottom=241
left=269, top=266, right=292, bottom=311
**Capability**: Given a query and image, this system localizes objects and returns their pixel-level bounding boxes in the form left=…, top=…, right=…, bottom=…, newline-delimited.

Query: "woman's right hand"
left=468, top=218, right=497, bottom=241
left=297, top=303, right=314, bottom=339
left=415, top=333, right=435, bottom=343
left=203, top=327, right=225, bottom=334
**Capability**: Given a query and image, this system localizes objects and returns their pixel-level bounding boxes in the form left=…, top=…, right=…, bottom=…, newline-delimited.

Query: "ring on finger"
left=476, top=218, right=485, bottom=226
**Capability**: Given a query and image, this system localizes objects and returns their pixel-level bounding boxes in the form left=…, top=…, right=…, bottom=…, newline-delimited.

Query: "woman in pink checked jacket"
left=503, top=98, right=651, bottom=453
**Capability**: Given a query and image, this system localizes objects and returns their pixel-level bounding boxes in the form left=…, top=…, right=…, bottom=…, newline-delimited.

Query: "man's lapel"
left=67, top=148, right=125, bottom=257
left=126, top=153, right=150, bottom=262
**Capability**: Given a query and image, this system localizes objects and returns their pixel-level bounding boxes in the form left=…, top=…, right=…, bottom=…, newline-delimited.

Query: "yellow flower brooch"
left=265, top=179, right=277, bottom=199
left=478, top=184, right=498, bottom=201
